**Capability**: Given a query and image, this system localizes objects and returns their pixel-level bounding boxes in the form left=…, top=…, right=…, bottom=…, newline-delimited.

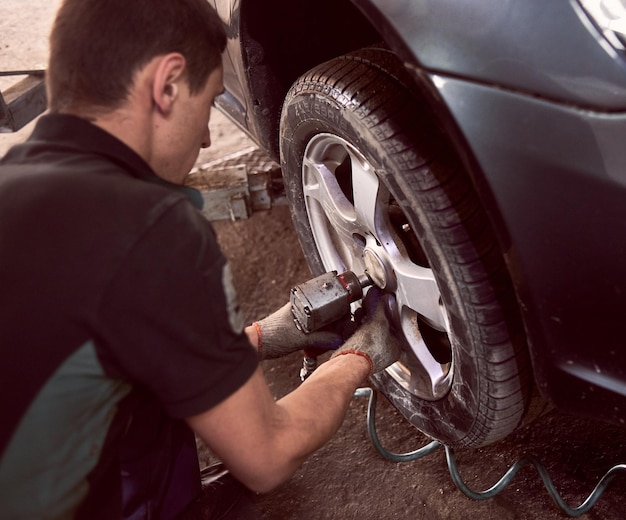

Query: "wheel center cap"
left=363, top=249, right=388, bottom=289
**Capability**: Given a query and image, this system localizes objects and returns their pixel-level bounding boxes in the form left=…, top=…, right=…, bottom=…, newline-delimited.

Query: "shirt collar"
left=18, top=113, right=204, bottom=209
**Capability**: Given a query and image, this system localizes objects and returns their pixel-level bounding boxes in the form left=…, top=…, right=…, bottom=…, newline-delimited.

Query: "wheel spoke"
left=303, top=156, right=362, bottom=244
left=393, top=259, right=447, bottom=332
left=409, top=342, right=448, bottom=393
left=350, top=152, right=384, bottom=235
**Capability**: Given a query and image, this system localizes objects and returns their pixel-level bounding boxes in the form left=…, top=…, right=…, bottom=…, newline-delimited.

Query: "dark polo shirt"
left=0, top=114, right=257, bottom=519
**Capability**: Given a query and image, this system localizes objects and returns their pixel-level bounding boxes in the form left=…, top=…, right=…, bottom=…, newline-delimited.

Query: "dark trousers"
left=118, top=399, right=259, bottom=520
left=119, top=405, right=201, bottom=520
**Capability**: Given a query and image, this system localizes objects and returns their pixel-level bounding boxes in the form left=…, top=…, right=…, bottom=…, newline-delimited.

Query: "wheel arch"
left=238, top=0, right=381, bottom=159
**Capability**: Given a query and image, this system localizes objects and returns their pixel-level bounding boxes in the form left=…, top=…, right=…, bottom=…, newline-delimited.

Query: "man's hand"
left=331, top=288, right=402, bottom=378
left=252, top=303, right=345, bottom=360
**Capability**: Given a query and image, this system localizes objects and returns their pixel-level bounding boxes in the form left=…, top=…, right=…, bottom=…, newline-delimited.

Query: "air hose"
left=354, top=387, right=626, bottom=517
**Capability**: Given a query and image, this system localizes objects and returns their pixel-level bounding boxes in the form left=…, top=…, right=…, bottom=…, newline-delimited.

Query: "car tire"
left=279, top=46, right=533, bottom=448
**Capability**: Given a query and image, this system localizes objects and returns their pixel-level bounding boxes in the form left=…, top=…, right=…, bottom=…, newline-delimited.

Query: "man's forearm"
left=271, top=352, right=370, bottom=471
left=242, top=353, right=369, bottom=492
left=244, top=323, right=370, bottom=487
left=188, top=352, right=370, bottom=494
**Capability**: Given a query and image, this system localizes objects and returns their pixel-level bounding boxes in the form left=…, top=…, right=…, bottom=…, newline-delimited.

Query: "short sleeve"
left=97, top=200, right=258, bottom=418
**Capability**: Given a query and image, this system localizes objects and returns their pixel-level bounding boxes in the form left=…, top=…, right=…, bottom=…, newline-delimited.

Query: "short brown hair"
left=47, top=0, right=227, bottom=113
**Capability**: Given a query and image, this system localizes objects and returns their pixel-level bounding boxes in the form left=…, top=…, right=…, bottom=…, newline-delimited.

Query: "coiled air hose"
left=354, top=387, right=626, bottom=517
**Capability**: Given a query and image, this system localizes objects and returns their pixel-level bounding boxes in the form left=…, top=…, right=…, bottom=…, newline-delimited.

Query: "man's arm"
left=186, top=353, right=370, bottom=494
left=188, top=289, right=400, bottom=494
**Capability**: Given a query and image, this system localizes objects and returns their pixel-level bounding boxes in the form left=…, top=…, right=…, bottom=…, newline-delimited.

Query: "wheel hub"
left=363, top=248, right=389, bottom=289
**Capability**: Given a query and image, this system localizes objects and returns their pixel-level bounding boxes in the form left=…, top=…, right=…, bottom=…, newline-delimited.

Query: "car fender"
left=353, top=0, right=626, bottom=109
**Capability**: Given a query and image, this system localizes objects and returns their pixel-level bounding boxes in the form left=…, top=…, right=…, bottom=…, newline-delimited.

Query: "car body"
left=209, top=0, right=626, bottom=446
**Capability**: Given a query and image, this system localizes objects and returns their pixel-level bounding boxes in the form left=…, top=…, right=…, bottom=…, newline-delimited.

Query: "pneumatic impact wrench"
left=290, top=270, right=374, bottom=380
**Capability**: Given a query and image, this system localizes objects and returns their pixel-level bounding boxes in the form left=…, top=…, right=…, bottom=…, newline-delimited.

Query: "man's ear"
left=152, top=53, right=186, bottom=114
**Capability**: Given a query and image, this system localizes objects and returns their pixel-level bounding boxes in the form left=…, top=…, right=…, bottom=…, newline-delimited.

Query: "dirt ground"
left=3, top=3, right=626, bottom=519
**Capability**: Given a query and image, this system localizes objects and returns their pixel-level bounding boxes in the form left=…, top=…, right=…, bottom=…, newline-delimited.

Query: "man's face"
left=157, top=65, right=225, bottom=184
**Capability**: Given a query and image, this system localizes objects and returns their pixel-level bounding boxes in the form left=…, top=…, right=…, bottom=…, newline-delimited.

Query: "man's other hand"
left=252, top=303, right=344, bottom=360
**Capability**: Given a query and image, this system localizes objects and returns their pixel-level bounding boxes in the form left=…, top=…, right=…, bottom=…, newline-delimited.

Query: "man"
left=0, top=1, right=401, bottom=519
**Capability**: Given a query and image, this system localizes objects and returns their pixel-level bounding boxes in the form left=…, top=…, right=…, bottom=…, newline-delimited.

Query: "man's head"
left=47, top=0, right=227, bottom=184
left=47, top=0, right=227, bottom=114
